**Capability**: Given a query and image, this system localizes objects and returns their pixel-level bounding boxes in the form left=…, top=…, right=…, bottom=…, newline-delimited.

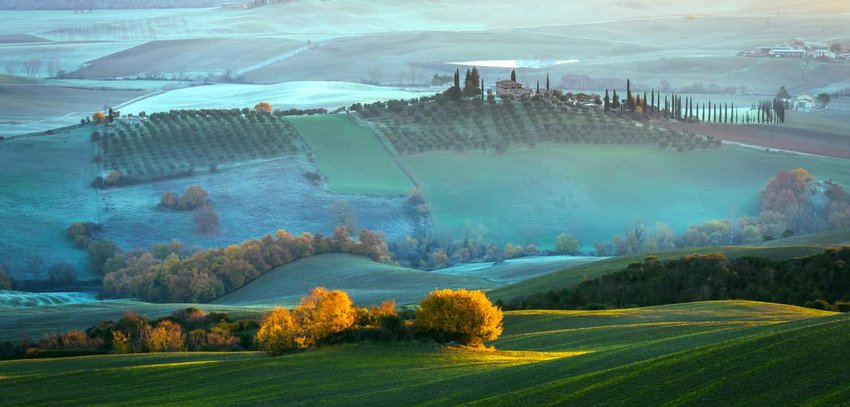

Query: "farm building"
left=496, top=80, right=533, bottom=99
left=770, top=48, right=806, bottom=57
left=808, top=50, right=837, bottom=59
left=795, top=95, right=816, bottom=111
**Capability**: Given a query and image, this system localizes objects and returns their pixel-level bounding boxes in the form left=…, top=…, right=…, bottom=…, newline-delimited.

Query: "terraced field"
left=1, top=301, right=844, bottom=406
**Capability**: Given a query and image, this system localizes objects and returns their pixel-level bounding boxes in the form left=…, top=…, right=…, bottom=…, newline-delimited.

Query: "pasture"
left=399, top=144, right=850, bottom=250
left=0, top=301, right=844, bottom=405
left=289, top=114, right=413, bottom=195
left=212, top=254, right=498, bottom=307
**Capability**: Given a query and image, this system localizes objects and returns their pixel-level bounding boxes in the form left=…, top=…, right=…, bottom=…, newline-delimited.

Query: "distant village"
left=737, top=39, right=849, bottom=60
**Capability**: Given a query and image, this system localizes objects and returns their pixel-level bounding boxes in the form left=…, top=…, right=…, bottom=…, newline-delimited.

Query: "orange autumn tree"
left=415, top=289, right=503, bottom=347
left=256, top=287, right=357, bottom=355
left=146, top=320, right=185, bottom=352
left=92, top=111, right=106, bottom=123
left=256, top=307, right=300, bottom=355
left=254, top=102, right=272, bottom=113
left=295, top=287, right=356, bottom=348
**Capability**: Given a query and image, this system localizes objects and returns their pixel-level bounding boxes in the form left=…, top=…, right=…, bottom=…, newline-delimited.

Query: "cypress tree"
left=481, top=79, right=485, bottom=100
left=536, top=80, right=540, bottom=95
left=626, top=79, right=634, bottom=111
left=546, top=74, right=550, bottom=91
left=604, top=89, right=610, bottom=112
left=510, top=69, right=516, bottom=82
left=650, top=90, right=655, bottom=113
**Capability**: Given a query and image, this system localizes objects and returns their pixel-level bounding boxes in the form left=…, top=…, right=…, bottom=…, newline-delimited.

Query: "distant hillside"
left=488, top=244, right=842, bottom=301
left=212, top=253, right=498, bottom=307
left=502, top=247, right=850, bottom=310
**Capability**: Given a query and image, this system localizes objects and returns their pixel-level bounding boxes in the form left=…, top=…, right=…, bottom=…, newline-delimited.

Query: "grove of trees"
left=502, top=248, right=850, bottom=312
left=100, top=227, right=392, bottom=303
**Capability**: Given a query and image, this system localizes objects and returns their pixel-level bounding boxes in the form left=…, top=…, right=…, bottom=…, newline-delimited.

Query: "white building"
left=809, top=50, right=837, bottom=59
left=795, top=95, right=816, bottom=111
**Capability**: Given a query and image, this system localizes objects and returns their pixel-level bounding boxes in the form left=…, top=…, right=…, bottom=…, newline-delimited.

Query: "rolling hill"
left=487, top=243, right=847, bottom=301
left=0, top=301, right=844, bottom=405
left=212, top=254, right=498, bottom=307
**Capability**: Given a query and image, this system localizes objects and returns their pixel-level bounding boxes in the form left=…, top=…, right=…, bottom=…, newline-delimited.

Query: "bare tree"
left=366, top=66, right=383, bottom=84
left=26, top=255, right=44, bottom=281
left=24, top=58, right=42, bottom=78
left=47, top=59, right=61, bottom=78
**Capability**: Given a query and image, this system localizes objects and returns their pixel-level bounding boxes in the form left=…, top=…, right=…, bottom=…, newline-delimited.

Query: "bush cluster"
left=502, top=248, right=850, bottom=311
left=100, top=227, right=391, bottom=303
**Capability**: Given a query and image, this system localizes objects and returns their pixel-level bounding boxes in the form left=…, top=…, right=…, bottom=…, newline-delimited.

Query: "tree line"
left=501, top=248, right=850, bottom=311
left=98, top=226, right=392, bottom=303
left=1, top=287, right=503, bottom=360
left=603, top=79, right=786, bottom=124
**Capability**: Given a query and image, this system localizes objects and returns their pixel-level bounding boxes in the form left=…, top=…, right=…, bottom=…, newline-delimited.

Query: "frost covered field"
left=119, top=82, right=439, bottom=114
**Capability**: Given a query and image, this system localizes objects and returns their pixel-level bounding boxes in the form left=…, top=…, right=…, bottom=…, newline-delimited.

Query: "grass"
left=0, top=300, right=844, bottom=406
left=212, top=253, right=498, bottom=307
left=0, top=299, right=269, bottom=342
left=399, top=143, right=850, bottom=250
left=486, top=244, right=845, bottom=301
left=289, top=114, right=413, bottom=195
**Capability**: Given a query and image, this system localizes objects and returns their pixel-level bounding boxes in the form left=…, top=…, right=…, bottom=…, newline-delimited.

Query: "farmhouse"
left=496, top=80, right=532, bottom=99
left=770, top=48, right=806, bottom=58
left=808, top=50, right=837, bottom=59
left=795, top=95, right=816, bottom=111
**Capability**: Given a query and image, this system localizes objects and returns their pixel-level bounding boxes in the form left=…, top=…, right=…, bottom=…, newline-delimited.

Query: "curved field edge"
left=487, top=242, right=849, bottom=301
left=211, top=253, right=498, bottom=307
left=0, top=301, right=841, bottom=406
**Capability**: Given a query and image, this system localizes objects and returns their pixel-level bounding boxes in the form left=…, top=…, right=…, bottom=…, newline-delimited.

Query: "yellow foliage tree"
left=111, top=330, right=131, bottom=354
left=295, top=287, right=356, bottom=348
left=92, top=111, right=106, bottom=123
left=254, top=102, right=273, bottom=113
left=146, top=320, right=185, bottom=352
left=416, top=289, right=503, bottom=347
left=256, top=307, right=300, bottom=355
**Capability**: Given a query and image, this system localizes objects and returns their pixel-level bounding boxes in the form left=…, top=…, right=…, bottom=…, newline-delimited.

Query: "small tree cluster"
left=256, top=287, right=357, bottom=355
left=101, top=227, right=392, bottom=303
left=159, top=185, right=209, bottom=210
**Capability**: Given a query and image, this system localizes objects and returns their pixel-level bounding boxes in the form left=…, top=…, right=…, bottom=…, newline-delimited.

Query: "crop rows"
left=96, top=109, right=301, bottom=182
left=365, top=102, right=719, bottom=154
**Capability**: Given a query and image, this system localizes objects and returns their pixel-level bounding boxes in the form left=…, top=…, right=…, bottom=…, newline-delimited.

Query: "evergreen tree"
left=604, top=89, right=610, bottom=112
left=612, top=90, right=620, bottom=110
left=536, top=80, right=540, bottom=95
left=626, top=79, right=634, bottom=111
left=470, top=67, right=480, bottom=91
left=481, top=79, right=484, bottom=100
left=546, top=74, right=550, bottom=91
left=650, top=90, right=655, bottom=114
left=510, top=69, right=516, bottom=82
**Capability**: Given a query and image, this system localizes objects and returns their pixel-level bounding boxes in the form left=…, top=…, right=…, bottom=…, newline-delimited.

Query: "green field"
left=212, top=254, right=498, bottom=307
left=1, top=301, right=845, bottom=406
left=289, top=114, right=413, bottom=195
left=399, top=144, right=850, bottom=248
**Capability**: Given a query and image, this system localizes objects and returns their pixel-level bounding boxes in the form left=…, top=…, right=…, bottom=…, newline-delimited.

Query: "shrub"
left=295, top=287, right=357, bottom=348
left=179, top=185, right=209, bottom=209
left=415, top=289, right=503, bottom=347
left=146, top=320, right=185, bottom=352
left=188, top=329, right=240, bottom=351
left=87, top=239, right=121, bottom=275
left=256, top=307, right=300, bottom=355
left=194, top=205, right=220, bottom=235
left=111, top=330, right=131, bottom=354
left=159, top=191, right=178, bottom=208
left=554, top=233, right=579, bottom=255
